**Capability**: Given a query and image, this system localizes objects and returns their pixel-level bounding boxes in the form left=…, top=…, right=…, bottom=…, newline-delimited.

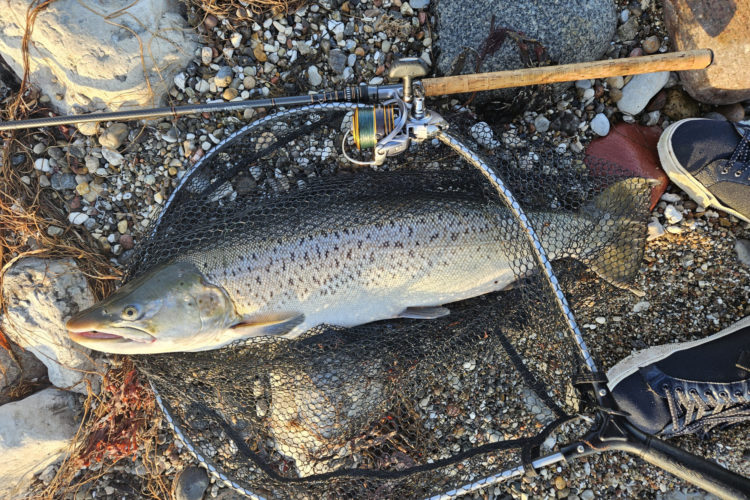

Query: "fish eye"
left=122, top=305, right=140, bottom=320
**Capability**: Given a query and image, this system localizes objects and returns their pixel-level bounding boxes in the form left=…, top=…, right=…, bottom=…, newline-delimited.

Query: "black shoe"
left=658, top=118, right=750, bottom=223
left=607, top=316, right=750, bottom=437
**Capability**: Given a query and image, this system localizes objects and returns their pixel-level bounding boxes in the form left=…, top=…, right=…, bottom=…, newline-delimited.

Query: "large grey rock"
left=0, top=388, right=81, bottom=498
left=0, top=0, right=198, bottom=115
left=1, top=258, right=101, bottom=393
left=435, top=0, right=617, bottom=101
left=0, top=341, right=48, bottom=405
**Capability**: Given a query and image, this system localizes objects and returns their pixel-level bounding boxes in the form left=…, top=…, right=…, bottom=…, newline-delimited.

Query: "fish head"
left=67, top=261, right=237, bottom=354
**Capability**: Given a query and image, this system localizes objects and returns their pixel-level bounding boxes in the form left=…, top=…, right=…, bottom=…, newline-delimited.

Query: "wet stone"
left=172, top=466, right=209, bottom=500
left=50, top=173, right=77, bottom=191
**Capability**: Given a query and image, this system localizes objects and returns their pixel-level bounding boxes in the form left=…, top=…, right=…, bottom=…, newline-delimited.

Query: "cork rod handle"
left=421, top=49, right=713, bottom=96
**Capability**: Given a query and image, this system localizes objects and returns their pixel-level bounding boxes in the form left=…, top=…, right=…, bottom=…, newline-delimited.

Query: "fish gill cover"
left=129, top=104, right=651, bottom=498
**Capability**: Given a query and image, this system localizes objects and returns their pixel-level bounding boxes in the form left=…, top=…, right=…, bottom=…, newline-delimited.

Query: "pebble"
left=201, top=46, right=213, bottom=65
left=554, top=476, right=567, bottom=490
left=581, top=490, right=595, bottom=500
left=308, top=66, right=322, bottom=86
left=144, top=174, right=156, bottom=185
left=34, top=158, right=51, bottom=172
left=230, top=32, right=242, bottom=49
left=664, top=205, right=683, bottom=224
left=214, top=66, right=233, bottom=88
left=661, top=193, right=682, bottom=203
left=575, top=79, right=592, bottom=89
left=717, top=103, right=745, bottom=122
left=76, top=122, right=99, bottom=136
left=617, top=72, right=669, bottom=115
left=642, top=35, right=660, bottom=54
left=735, top=239, right=750, bottom=267
left=102, top=148, right=125, bottom=166
left=411, top=0, right=429, bottom=8
left=172, top=466, right=209, bottom=500
left=633, top=301, right=650, bottom=313
left=68, top=212, right=89, bottom=225
left=223, top=87, right=239, bottom=100
left=534, top=115, right=550, bottom=133
left=51, top=173, right=76, bottom=191
left=647, top=219, right=665, bottom=240
left=590, top=113, right=610, bottom=136
left=39, top=175, right=51, bottom=187
left=75, top=182, right=90, bottom=196
left=33, top=143, right=46, bottom=155
left=609, top=88, right=623, bottom=103
left=174, top=72, right=186, bottom=91
left=117, top=219, right=128, bottom=234
left=99, top=123, right=129, bottom=150
left=605, top=76, right=624, bottom=89
left=328, top=49, right=347, bottom=75
left=47, top=225, right=63, bottom=237
left=119, top=234, right=134, bottom=250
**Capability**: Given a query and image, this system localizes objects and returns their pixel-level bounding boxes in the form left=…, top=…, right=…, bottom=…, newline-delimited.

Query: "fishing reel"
left=342, top=59, right=448, bottom=166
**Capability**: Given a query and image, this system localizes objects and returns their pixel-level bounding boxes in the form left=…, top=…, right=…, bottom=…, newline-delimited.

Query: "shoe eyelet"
left=674, top=387, right=683, bottom=393
left=689, top=389, right=699, bottom=396
left=719, top=391, right=728, bottom=398
left=735, top=170, right=742, bottom=177
left=704, top=390, right=713, bottom=397
left=721, top=168, right=730, bottom=175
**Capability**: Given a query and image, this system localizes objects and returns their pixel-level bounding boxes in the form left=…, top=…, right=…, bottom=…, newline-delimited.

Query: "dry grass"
left=186, top=0, right=306, bottom=26
left=37, top=358, right=168, bottom=500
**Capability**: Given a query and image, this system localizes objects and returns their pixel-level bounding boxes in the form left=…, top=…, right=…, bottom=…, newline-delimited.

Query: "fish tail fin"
left=580, top=178, right=656, bottom=296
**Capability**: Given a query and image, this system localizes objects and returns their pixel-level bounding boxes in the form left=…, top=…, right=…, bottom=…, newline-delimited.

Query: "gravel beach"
left=8, top=0, right=749, bottom=498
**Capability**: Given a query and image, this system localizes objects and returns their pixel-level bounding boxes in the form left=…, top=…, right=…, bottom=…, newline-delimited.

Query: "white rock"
left=617, top=71, right=669, bottom=115
left=67, top=212, right=89, bottom=225
left=633, top=301, right=650, bottom=313
left=644, top=110, right=661, bottom=126
left=0, top=0, right=198, bottom=114
left=0, top=389, right=80, bottom=498
left=34, top=158, right=51, bottom=172
left=590, top=113, right=610, bottom=136
left=230, top=32, right=242, bottom=48
left=173, top=72, right=187, bottom=91
left=647, top=219, right=665, bottom=241
left=308, top=66, right=322, bottom=87
left=664, top=204, right=683, bottom=224
left=101, top=148, right=124, bottom=166
left=582, top=88, right=595, bottom=102
left=575, top=79, right=592, bottom=89
left=1, top=258, right=101, bottom=393
left=201, top=46, right=213, bottom=65
left=75, top=122, right=99, bottom=136
left=660, top=192, right=682, bottom=203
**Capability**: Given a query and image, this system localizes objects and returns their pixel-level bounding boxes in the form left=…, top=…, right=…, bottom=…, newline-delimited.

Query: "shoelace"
left=723, top=126, right=750, bottom=178
left=663, top=384, right=750, bottom=437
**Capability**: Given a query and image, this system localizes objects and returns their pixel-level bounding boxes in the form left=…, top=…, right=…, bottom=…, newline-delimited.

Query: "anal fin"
left=398, top=306, right=450, bottom=320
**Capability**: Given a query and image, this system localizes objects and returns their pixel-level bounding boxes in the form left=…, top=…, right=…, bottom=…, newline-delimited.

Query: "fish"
left=67, top=174, right=651, bottom=354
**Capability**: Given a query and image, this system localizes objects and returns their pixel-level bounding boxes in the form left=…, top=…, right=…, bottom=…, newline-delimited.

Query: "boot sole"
left=607, top=315, right=750, bottom=389
left=657, top=118, right=750, bottom=223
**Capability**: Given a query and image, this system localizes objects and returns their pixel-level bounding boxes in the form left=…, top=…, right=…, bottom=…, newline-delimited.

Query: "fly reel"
left=342, top=58, right=449, bottom=166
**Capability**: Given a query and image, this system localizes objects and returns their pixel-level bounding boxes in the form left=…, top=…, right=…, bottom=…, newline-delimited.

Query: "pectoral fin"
left=398, top=306, right=450, bottom=319
left=230, top=313, right=305, bottom=337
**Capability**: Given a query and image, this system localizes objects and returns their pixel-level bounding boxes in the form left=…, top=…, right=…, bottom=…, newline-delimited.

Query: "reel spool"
left=352, top=106, right=398, bottom=150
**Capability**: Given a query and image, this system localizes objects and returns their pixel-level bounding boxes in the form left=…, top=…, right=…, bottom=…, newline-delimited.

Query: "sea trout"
left=67, top=175, right=651, bottom=354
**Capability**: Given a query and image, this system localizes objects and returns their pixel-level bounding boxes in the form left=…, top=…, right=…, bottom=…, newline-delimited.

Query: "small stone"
left=243, top=75, right=256, bottom=89
left=222, top=87, right=239, bottom=100
left=174, top=72, right=186, bottom=91
left=33, top=143, right=46, bottom=155
left=214, top=66, right=233, bottom=87
left=203, top=14, right=218, bottom=29
left=400, top=2, right=414, bottom=16
left=328, top=49, right=347, bottom=75
left=143, top=174, right=156, bottom=185
left=575, top=79, right=592, bottom=89
left=590, top=113, right=610, bottom=136
left=117, top=219, right=128, bottom=234
left=308, top=66, right=322, bottom=87
left=99, top=123, right=129, bottom=149
left=230, top=32, right=242, bottom=49
left=717, top=103, right=745, bottom=122
left=39, top=175, right=51, bottom=188
left=661, top=193, right=682, bottom=203
left=609, top=88, right=623, bottom=103
left=76, top=122, right=99, bottom=136
left=47, top=226, right=63, bottom=237
left=172, top=466, right=209, bottom=500
left=101, top=148, right=124, bottom=166
left=554, top=476, right=567, bottom=490
left=664, top=204, right=683, bottom=224
left=68, top=212, right=89, bottom=225
left=75, top=182, right=90, bottom=196
left=410, top=0, right=429, bottom=8
left=595, top=317, right=606, bottom=324
left=253, top=44, right=268, bottom=63
left=605, top=76, right=624, bottom=89
left=34, top=158, right=51, bottom=172
left=355, top=46, right=365, bottom=57
left=168, top=166, right=178, bottom=177
left=119, top=234, right=134, bottom=250
left=617, top=17, right=638, bottom=41
left=534, top=115, right=550, bottom=133
left=581, top=490, right=595, bottom=500
left=642, top=35, right=660, bottom=54
left=51, top=173, right=77, bottom=191
left=617, top=72, right=669, bottom=115
left=735, top=239, right=750, bottom=267
left=633, top=301, right=650, bottom=313
left=663, top=89, right=701, bottom=121
left=201, top=46, right=213, bottom=65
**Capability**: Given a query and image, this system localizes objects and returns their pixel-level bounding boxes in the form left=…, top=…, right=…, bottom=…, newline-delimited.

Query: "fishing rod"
left=0, top=50, right=712, bottom=166
left=0, top=49, right=711, bottom=132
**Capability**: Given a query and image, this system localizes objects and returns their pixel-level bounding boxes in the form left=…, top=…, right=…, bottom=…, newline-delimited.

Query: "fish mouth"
left=68, top=326, right=155, bottom=344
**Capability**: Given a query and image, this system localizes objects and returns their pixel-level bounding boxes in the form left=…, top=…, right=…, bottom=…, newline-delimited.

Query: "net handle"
left=436, top=131, right=597, bottom=373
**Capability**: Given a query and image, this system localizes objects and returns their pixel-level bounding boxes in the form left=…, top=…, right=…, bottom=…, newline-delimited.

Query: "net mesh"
left=128, top=104, right=652, bottom=498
